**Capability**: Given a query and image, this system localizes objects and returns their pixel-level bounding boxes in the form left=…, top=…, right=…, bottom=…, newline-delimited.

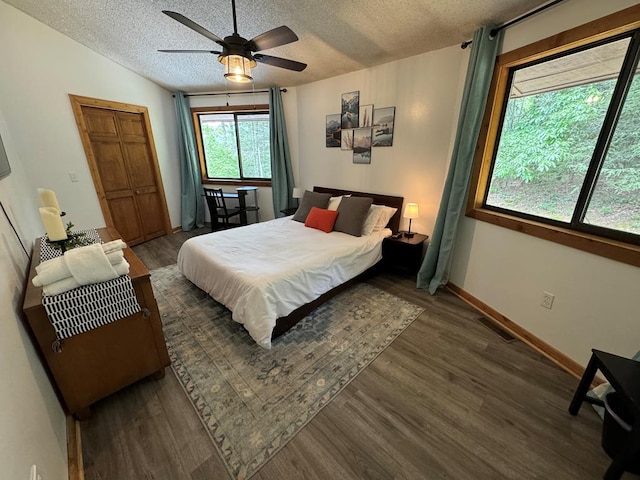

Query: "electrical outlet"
left=30, top=464, right=42, bottom=480
left=69, top=171, right=79, bottom=182
left=541, top=291, right=555, bottom=309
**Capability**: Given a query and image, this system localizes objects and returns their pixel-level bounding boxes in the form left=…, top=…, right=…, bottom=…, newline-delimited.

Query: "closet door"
left=116, top=111, right=168, bottom=241
left=70, top=96, right=172, bottom=246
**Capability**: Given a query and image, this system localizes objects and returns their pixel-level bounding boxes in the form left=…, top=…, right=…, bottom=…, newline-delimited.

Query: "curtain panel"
left=417, top=27, right=503, bottom=293
left=174, top=91, right=205, bottom=231
left=269, top=87, right=295, bottom=217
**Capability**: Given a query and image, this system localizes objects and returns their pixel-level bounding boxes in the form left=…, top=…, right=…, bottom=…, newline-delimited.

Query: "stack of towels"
left=33, top=240, right=130, bottom=296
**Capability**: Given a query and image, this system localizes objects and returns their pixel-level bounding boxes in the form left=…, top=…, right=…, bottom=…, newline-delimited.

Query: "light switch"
left=69, top=171, right=79, bottom=182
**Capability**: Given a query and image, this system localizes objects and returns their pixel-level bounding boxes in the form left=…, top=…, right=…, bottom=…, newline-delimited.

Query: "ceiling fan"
left=159, top=0, right=307, bottom=83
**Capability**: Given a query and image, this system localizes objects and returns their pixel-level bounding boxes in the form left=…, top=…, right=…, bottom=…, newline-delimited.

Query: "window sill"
left=202, top=179, right=272, bottom=187
left=466, top=207, right=640, bottom=268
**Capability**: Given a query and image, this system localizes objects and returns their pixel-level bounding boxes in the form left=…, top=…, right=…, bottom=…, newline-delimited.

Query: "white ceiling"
left=5, top=0, right=550, bottom=93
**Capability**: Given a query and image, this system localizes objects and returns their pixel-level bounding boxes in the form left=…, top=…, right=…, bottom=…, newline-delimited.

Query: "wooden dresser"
left=22, top=227, right=170, bottom=419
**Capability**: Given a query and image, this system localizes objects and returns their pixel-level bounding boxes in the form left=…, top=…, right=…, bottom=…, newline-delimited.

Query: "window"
left=192, top=105, right=271, bottom=185
left=468, top=7, right=640, bottom=267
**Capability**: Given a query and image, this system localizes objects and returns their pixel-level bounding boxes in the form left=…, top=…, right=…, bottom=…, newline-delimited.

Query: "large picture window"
left=192, top=105, right=271, bottom=185
left=468, top=6, right=640, bottom=267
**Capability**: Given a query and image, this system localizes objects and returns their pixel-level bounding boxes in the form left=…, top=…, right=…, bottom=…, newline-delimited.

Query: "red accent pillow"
left=304, top=207, right=339, bottom=233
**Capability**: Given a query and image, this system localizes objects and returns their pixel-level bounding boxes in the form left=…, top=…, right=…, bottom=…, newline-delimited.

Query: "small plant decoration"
left=50, top=222, right=93, bottom=251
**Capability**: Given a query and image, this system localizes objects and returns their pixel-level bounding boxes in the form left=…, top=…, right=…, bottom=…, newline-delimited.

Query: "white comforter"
left=177, top=216, right=390, bottom=348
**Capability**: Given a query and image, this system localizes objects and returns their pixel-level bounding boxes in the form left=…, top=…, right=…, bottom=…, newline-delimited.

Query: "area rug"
left=150, top=264, right=424, bottom=480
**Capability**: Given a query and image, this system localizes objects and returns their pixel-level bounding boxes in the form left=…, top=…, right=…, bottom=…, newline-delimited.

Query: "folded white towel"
left=64, top=243, right=118, bottom=285
left=42, top=260, right=130, bottom=296
left=102, top=239, right=127, bottom=254
left=33, top=250, right=124, bottom=287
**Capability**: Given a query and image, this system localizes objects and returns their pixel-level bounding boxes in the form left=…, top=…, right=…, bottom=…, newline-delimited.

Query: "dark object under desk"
left=569, top=349, right=640, bottom=480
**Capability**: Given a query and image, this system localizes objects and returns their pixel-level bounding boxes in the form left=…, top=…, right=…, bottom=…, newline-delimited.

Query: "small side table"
left=382, top=232, right=428, bottom=274
left=569, top=349, right=640, bottom=480
left=280, top=207, right=298, bottom=216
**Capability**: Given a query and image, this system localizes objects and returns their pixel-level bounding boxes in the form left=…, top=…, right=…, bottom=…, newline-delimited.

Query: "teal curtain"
left=269, top=87, right=295, bottom=217
left=417, top=27, right=502, bottom=293
left=174, top=91, right=205, bottom=231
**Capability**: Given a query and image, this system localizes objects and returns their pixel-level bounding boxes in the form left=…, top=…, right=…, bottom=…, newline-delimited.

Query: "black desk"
left=569, top=349, right=640, bottom=479
left=225, top=187, right=258, bottom=225
left=207, top=187, right=259, bottom=228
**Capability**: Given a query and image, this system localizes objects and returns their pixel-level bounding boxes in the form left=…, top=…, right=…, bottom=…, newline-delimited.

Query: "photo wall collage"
left=325, top=90, right=396, bottom=164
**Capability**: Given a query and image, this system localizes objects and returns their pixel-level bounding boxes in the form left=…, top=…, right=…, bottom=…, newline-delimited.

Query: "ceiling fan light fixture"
left=220, top=54, right=255, bottom=83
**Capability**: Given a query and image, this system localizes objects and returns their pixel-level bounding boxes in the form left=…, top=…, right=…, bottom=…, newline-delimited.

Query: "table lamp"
left=403, top=203, right=419, bottom=238
left=292, top=187, right=302, bottom=206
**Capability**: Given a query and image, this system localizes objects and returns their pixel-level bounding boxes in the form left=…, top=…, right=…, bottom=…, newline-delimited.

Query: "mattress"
left=177, top=216, right=390, bottom=348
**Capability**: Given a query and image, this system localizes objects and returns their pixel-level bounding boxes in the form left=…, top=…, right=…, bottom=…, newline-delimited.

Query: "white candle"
left=39, top=207, right=68, bottom=241
left=38, top=188, right=61, bottom=213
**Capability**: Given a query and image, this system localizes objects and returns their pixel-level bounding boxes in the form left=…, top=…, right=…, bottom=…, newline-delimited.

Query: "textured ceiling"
left=5, top=0, right=550, bottom=93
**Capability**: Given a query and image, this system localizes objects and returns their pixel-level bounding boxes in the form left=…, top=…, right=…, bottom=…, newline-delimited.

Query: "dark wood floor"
left=80, top=228, right=630, bottom=480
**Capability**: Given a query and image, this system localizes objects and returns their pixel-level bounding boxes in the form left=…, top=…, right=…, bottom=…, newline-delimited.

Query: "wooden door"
left=70, top=96, right=172, bottom=246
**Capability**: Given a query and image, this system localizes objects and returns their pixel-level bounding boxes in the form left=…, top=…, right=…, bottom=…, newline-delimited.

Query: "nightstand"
left=280, top=207, right=298, bottom=216
left=382, top=232, right=428, bottom=274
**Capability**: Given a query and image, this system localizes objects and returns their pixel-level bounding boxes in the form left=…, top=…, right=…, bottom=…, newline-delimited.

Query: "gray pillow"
left=334, top=196, right=374, bottom=236
left=292, top=191, right=332, bottom=222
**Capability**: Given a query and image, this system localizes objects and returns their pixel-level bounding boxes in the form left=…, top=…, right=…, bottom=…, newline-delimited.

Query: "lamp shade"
left=403, top=203, right=419, bottom=219
left=292, top=187, right=303, bottom=199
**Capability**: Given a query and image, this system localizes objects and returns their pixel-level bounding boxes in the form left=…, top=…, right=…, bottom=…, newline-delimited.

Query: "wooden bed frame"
left=271, top=186, right=404, bottom=339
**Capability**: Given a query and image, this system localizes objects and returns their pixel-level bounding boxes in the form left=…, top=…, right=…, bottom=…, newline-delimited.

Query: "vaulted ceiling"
left=5, top=0, right=550, bottom=92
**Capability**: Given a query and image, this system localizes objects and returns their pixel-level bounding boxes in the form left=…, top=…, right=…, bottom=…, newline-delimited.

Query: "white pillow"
left=373, top=205, right=398, bottom=231
left=327, top=196, right=343, bottom=211
left=361, top=206, right=384, bottom=236
left=327, top=194, right=351, bottom=211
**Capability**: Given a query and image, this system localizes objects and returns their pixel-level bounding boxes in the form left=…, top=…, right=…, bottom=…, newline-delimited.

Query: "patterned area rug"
left=150, top=264, right=424, bottom=480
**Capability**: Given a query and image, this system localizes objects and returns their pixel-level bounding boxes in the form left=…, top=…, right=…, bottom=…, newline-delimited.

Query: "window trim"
left=467, top=4, right=640, bottom=268
left=191, top=104, right=272, bottom=187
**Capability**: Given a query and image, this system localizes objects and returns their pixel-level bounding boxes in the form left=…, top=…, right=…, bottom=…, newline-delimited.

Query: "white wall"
left=295, top=45, right=466, bottom=234
left=0, top=113, right=68, bottom=479
left=449, top=0, right=640, bottom=366
left=0, top=1, right=181, bottom=231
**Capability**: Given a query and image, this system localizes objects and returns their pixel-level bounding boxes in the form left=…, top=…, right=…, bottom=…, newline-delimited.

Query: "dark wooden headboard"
left=313, top=186, right=404, bottom=233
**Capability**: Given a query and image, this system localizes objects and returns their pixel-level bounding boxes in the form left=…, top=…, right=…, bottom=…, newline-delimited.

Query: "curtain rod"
left=173, top=88, right=287, bottom=98
left=460, top=0, right=566, bottom=49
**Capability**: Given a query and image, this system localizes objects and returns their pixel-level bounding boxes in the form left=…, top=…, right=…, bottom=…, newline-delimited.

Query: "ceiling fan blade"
left=246, top=26, right=299, bottom=52
left=162, top=11, right=226, bottom=47
left=254, top=54, right=307, bottom=72
left=158, top=49, right=221, bottom=54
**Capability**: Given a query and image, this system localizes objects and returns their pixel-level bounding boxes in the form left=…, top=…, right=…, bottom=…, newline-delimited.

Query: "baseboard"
left=172, top=226, right=182, bottom=233
left=446, top=282, right=602, bottom=384
left=67, top=414, right=84, bottom=480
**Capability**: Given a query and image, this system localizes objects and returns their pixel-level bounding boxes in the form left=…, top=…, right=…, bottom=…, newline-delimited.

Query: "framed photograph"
left=359, top=104, right=373, bottom=128
left=372, top=106, right=396, bottom=147
left=325, top=114, right=341, bottom=147
left=341, top=129, right=353, bottom=150
left=352, top=128, right=372, bottom=164
left=341, top=91, right=359, bottom=129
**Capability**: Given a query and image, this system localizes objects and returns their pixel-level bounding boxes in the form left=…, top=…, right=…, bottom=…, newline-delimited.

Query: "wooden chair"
left=203, top=188, right=241, bottom=231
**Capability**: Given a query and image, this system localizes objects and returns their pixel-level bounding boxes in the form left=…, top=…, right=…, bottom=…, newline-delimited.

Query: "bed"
left=177, top=187, right=404, bottom=348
